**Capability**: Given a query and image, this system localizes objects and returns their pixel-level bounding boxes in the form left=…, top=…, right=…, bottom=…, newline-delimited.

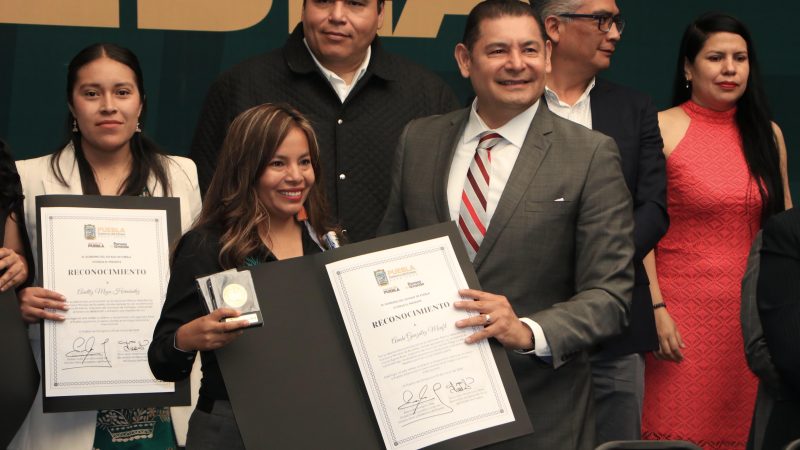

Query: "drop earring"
left=135, top=122, right=142, bottom=133
left=72, top=119, right=78, bottom=133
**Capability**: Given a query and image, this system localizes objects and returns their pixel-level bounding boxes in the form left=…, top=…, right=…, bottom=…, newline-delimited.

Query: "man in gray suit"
left=378, top=0, right=634, bottom=447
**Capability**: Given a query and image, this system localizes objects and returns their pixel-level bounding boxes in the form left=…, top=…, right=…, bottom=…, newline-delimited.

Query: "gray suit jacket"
left=378, top=103, right=634, bottom=448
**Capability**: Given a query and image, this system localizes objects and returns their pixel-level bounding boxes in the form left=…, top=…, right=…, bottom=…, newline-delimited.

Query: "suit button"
left=339, top=173, right=346, bottom=180
left=337, top=119, right=343, bottom=125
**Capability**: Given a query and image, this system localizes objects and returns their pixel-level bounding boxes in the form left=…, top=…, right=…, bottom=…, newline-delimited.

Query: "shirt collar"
left=463, top=98, right=540, bottom=149
left=303, top=38, right=371, bottom=88
left=544, top=77, right=596, bottom=107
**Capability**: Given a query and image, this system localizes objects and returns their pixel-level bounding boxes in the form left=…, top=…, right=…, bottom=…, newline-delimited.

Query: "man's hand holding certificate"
left=454, top=289, right=535, bottom=350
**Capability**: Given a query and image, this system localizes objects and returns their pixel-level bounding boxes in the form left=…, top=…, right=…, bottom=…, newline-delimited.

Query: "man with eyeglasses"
left=533, top=0, right=669, bottom=444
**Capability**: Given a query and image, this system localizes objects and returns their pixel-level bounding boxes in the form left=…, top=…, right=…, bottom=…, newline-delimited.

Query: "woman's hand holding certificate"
left=17, top=287, right=68, bottom=323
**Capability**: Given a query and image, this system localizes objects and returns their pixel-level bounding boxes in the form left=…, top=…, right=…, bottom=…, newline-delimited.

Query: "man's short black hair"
left=462, top=0, right=547, bottom=51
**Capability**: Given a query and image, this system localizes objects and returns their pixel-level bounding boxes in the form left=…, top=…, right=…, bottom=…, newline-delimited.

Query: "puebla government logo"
left=84, top=224, right=97, bottom=240
left=374, top=269, right=389, bottom=286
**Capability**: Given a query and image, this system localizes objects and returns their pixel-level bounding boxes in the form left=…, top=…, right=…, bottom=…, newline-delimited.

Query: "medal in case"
left=195, top=268, right=263, bottom=328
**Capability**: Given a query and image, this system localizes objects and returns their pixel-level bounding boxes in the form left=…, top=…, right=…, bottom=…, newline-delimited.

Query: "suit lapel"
left=42, top=144, right=163, bottom=197
left=146, top=170, right=163, bottom=197
left=473, top=102, right=554, bottom=269
left=43, top=144, right=83, bottom=195
left=433, top=110, right=469, bottom=223
left=589, top=78, right=614, bottom=135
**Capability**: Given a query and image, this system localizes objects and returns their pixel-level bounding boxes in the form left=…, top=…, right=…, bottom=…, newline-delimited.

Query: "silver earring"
left=685, top=79, right=691, bottom=89
left=72, top=119, right=78, bottom=133
left=135, top=122, right=142, bottom=133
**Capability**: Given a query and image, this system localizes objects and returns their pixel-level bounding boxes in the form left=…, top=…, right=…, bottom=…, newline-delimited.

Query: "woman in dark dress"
left=148, top=103, right=340, bottom=449
left=0, top=139, right=35, bottom=450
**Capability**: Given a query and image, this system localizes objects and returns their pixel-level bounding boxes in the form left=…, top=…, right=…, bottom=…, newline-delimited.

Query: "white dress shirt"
left=544, top=77, right=595, bottom=129
left=446, top=99, right=551, bottom=357
left=304, top=39, right=371, bottom=103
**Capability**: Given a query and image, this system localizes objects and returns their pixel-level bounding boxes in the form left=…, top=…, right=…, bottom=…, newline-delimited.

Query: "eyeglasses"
left=558, top=13, right=626, bottom=33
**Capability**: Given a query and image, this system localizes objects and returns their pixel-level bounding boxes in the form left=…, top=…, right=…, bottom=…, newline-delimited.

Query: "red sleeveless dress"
left=642, top=101, right=760, bottom=449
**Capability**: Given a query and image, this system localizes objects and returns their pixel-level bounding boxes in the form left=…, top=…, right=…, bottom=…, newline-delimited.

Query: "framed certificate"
left=215, top=222, right=532, bottom=449
left=36, top=195, right=189, bottom=412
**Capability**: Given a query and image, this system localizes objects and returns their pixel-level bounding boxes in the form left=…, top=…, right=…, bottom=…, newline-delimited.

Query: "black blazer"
left=189, top=25, right=459, bottom=243
left=757, top=207, right=800, bottom=447
left=590, top=78, right=668, bottom=356
left=758, top=207, right=800, bottom=395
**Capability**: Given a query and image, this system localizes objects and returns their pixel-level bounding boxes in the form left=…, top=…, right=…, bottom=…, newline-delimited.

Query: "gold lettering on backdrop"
left=0, top=0, right=480, bottom=34
left=138, top=0, right=273, bottom=31
left=392, top=1, right=477, bottom=38
left=0, top=0, right=118, bottom=27
left=289, top=0, right=480, bottom=38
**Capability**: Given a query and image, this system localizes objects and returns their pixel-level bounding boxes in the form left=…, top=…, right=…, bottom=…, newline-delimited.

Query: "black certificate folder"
left=0, top=289, right=39, bottom=448
left=216, top=222, right=533, bottom=449
left=36, top=195, right=188, bottom=413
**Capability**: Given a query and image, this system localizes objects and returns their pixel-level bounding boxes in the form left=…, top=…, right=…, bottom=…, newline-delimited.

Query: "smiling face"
left=686, top=31, right=750, bottom=111
left=69, top=56, right=142, bottom=156
left=302, top=0, right=384, bottom=75
left=257, top=127, right=316, bottom=223
left=455, top=14, right=551, bottom=129
left=550, top=0, right=621, bottom=73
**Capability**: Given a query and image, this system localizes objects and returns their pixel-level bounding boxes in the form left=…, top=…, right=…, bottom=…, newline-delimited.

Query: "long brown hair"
left=193, top=103, right=334, bottom=268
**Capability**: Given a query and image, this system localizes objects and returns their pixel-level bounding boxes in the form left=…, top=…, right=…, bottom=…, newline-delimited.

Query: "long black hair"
left=53, top=43, right=171, bottom=196
left=463, top=0, right=545, bottom=51
left=672, top=12, right=785, bottom=221
left=0, top=139, right=23, bottom=210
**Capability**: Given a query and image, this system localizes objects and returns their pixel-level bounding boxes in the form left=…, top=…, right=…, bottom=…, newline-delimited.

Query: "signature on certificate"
left=397, top=383, right=454, bottom=425
left=119, top=339, right=150, bottom=352
left=64, top=336, right=112, bottom=369
left=446, top=377, right=475, bottom=393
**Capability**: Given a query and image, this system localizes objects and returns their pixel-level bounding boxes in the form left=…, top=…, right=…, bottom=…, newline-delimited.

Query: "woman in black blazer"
left=149, top=103, right=340, bottom=449
left=757, top=206, right=800, bottom=449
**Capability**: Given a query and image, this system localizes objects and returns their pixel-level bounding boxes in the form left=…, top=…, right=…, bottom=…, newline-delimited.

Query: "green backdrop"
left=1, top=0, right=797, bottom=199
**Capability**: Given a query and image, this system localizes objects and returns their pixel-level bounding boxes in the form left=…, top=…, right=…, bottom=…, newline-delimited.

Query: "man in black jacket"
left=190, top=0, right=460, bottom=242
left=534, top=0, right=669, bottom=443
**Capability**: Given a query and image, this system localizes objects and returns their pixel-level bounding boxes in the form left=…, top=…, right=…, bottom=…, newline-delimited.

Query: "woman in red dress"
left=642, top=13, right=792, bottom=448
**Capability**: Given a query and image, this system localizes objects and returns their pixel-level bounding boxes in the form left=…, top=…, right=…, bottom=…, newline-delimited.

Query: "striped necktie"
left=458, top=131, right=502, bottom=261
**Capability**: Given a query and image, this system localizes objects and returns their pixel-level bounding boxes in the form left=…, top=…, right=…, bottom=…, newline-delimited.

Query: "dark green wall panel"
left=1, top=0, right=797, bottom=199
